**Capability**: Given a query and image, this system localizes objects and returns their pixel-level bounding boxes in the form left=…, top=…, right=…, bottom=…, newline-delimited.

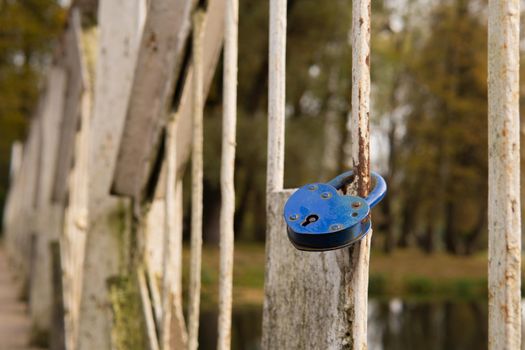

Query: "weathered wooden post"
left=345, top=0, right=372, bottom=346
left=62, top=16, right=93, bottom=350
left=29, top=64, right=66, bottom=336
left=188, top=10, right=205, bottom=350
left=2, top=142, right=22, bottom=262
left=262, top=0, right=373, bottom=348
left=17, top=117, right=41, bottom=284
left=217, top=0, right=238, bottom=348
left=8, top=142, right=22, bottom=182
left=487, top=1, right=521, bottom=349
left=76, top=1, right=144, bottom=349
left=162, top=114, right=187, bottom=348
left=48, top=8, right=98, bottom=348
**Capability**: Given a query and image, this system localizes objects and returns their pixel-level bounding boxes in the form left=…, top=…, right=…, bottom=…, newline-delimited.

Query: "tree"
left=398, top=0, right=488, bottom=254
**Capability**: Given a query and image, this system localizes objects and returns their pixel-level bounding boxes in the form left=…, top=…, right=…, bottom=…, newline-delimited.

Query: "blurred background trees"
left=1, top=0, right=521, bottom=256
left=0, top=0, right=65, bottom=224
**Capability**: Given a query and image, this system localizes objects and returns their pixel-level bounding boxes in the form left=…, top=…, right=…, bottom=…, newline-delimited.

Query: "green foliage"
left=369, top=274, right=387, bottom=295
left=405, top=276, right=434, bottom=295
left=403, top=276, right=487, bottom=300
left=397, top=0, right=489, bottom=253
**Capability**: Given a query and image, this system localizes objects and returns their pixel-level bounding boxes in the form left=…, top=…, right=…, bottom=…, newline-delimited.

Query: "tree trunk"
left=398, top=198, right=415, bottom=248
left=464, top=206, right=486, bottom=255
left=443, top=202, right=458, bottom=255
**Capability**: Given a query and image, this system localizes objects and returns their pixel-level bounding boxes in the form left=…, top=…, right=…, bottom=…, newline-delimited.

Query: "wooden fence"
left=1, top=0, right=521, bottom=349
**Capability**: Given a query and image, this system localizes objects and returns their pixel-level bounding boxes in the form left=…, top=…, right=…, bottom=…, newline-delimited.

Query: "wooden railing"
left=1, top=0, right=521, bottom=349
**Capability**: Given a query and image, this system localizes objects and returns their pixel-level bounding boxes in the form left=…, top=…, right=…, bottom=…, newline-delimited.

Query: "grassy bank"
left=369, top=249, right=488, bottom=300
left=183, top=244, right=508, bottom=307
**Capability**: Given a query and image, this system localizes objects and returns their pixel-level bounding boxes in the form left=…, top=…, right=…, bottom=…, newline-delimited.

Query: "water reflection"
left=368, top=299, right=487, bottom=350
left=199, top=306, right=262, bottom=350
left=198, top=299, right=487, bottom=350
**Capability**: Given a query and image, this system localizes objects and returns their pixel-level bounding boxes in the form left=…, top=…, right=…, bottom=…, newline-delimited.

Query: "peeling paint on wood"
left=29, top=66, right=66, bottom=332
left=188, top=10, right=205, bottom=350
left=488, top=1, right=521, bottom=349
left=344, top=0, right=372, bottom=348
left=77, top=1, right=144, bottom=349
left=111, top=0, right=195, bottom=198
left=217, top=0, right=238, bottom=348
left=161, top=115, right=188, bottom=348
left=52, top=10, right=88, bottom=204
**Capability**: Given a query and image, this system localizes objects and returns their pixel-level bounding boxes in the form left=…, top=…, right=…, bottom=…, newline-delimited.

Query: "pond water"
left=198, top=299, right=488, bottom=350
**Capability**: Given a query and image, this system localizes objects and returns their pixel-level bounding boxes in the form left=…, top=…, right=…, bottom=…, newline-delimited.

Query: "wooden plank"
left=49, top=241, right=66, bottom=350
left=8, top=142, right=22, bottom=182
left=147, top=269, right=163, bottom=327
left=111, top=0, right=195, bottom=197
left=138, top=269, right=161, bottom=350
left=29, top=65, right=67, bottom=333
left=112, top=0, right=227, bottom=198
left=160, top=120, right=176, bottom=350
left=36, top=66, right=67, bottom=208
left=344, top=1, right=372, bottom=348
left=13, top=114, right=41, bottom=279
left=168, top=177, right=187, bottom=349
left=3, top=141, right=23, bottom=233
left=217, top=0, right=238, bottom=347
left=264, top=0, right=286, bottom=194
left=145, top=198, right=166, bottom=280
left=76, top=1, right=144, bottom=349
left=52, top=10, right=87, bottom=203
left=488, top=1, right=521, bottom=349
left=61, top=16, right=97, bottom=348
left=188, top=11, right=205, bottom=350
left=173, top=0, right=226, bottom=181
left=144, top=180, right=166, bottom=329
left=161, top=115, right=188, bottom=348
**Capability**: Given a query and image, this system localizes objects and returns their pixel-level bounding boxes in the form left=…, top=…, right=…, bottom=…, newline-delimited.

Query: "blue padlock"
left=283, top=171, right=387, bottom=251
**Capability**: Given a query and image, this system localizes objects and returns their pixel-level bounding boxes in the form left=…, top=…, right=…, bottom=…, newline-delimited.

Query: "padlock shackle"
left=326, top=171, right=387, bottom=208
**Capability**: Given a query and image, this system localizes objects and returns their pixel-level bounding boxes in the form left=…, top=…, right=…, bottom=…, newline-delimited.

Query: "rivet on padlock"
left=283, top=171, right=387, bottom=251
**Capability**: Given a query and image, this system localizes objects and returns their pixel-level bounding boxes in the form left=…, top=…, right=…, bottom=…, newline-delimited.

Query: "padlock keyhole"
left=301, top=214, right=319, bottom=227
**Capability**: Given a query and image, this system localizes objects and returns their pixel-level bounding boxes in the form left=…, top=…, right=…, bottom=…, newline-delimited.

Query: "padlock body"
left=283, top=183, right=370, bottom=251
left=287, top=219, right=371, bottom=251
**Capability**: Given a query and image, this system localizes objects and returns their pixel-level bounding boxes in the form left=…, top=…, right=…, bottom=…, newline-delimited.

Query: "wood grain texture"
left=77, top=1, right=144, bottom=349
left=111, top=0, right=195, bottom=197
left=61, top=20, right=93, bottom=349
left=188, top=11, right=205, bottom=350
left=488, top=1, right=521, bottom=349
left=265, top=0, right=286, bottom=194
left=171, top=0, right=226, bottom=185
left=169, top=178, right=187, bottom=350
left=217, top=0, right=238, bottom=348
left=344, top=0, right=372, bottom=348
left=161, top=120, right=175, bottom=350
left=52, top=10, right=87, bottom=203
left=112, top=0, right=226, bottom=200
left=138, top=268, right=161, bottom=350
left=161, top=116, right=188, bottom=349
left=29, top=65, right=66, bottom=332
